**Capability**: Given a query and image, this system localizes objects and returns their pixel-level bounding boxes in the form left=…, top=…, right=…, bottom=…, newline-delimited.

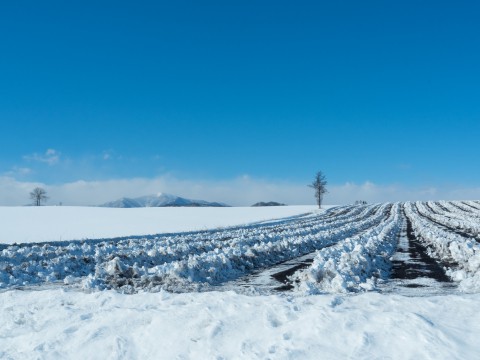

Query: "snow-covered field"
left=2, top=289, right=480, bottom=359
left=0, top=205, right=319, bottom=244
left=1, top=202, right=480, bottom=359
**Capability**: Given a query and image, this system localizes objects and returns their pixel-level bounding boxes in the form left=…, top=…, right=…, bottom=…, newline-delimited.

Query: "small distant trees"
left=309, top=171, right=328, bottom=209
left=30, top=187, right=48, bottom=206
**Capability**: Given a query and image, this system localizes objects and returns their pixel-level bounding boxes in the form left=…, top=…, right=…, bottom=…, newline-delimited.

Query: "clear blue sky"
left=1, top=1, right=479, bottom=204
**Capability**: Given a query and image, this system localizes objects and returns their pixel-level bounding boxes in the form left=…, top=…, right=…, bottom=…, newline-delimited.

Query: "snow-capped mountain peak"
left=99, top=193, right=228, bottom=208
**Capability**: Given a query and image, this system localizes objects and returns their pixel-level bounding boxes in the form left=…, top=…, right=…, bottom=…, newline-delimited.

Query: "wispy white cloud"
left=4, top=166, right=33, bottom=177
left=23, top=149, right=61, bottom=166
left=0, top=175, right=479, bottom=207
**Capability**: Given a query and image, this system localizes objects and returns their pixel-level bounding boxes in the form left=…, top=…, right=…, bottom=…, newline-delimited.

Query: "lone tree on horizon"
left=309, top=171, right=328, bottom=209
left=30, top=187, right=48, bottom=206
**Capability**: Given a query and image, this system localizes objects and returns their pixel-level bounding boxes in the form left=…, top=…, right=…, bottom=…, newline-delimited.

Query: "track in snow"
left=379, top=210, right=457, bottom=295
left=219, top=252, right=316, bottom=293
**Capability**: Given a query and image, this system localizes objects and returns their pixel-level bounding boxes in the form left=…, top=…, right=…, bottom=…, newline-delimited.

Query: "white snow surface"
left=0, top=205, right=319, bottom=244
left=2, top=202, right=480, bottom=359
left=1, top=289, right=480, bottom=359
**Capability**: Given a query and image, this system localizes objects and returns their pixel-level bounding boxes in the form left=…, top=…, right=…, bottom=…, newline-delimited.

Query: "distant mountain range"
left=99, top=193, right=229, bottom=208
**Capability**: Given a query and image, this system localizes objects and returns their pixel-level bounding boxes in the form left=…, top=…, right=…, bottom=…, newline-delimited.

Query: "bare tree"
left=308, top=171, right=328, bottom=209
left=30, top=187, right=48, bottom=206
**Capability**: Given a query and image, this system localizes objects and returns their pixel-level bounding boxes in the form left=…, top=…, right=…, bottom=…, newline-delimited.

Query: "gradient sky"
left=1, top=1, right=479, bottom=205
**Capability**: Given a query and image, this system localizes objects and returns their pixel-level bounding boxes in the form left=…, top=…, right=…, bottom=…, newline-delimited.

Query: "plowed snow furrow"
left=0, top=204, right=384, bottom=291
left=290, top=203, right=401, bottom=293
left=2, top=201, right=480, bottom=295
left=431, top=201, right=451, bottom=213
left=91, top=204, right=392, bottom=292
left=447, top=201, right=474, bottom=214
left=463, top=201, right=480, bottom=211
left=439, top=201, right=480, bottom=221
left=219, top=206, right=390, bottom=293
left=97, top=205, right=382, bottom=264
left=380, top=207, right=456, bottom=295
left=415, top=202, right=480, bottom=241
left=0, top=210, right=332, bottom=284
left=91, top=205, right=383, bottom=272
left=405, top=202, right=480, bottom=292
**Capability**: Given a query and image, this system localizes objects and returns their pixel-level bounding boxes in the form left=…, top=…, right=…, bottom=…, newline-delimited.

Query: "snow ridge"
left=292, top=203, right=402, bottom=293
left=405, top=202, right=480, bottom=292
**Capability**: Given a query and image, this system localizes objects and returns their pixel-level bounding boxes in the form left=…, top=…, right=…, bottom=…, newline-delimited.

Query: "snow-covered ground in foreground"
left=2, top=202, right=480, bottom=359
left=1, top=288, right=479, bottom=359
left=0, top=205, right=319, bottom=244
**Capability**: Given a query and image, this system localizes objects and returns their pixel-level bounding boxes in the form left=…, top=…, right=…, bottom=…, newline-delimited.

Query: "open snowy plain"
left=1, top=202, right=480, bottom=359
left=0, top=205, right=319, bottom=244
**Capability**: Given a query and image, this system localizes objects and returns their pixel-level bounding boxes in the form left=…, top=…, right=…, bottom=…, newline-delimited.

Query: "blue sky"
left=1, top=1, right=479, bottom=205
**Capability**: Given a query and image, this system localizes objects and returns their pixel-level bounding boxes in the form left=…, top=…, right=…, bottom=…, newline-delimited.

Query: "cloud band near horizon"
left=0, top=175, right=479, bottom=207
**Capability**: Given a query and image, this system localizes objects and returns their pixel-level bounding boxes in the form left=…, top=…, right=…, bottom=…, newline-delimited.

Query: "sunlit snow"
left=1, top=202, right=480, bottom=359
